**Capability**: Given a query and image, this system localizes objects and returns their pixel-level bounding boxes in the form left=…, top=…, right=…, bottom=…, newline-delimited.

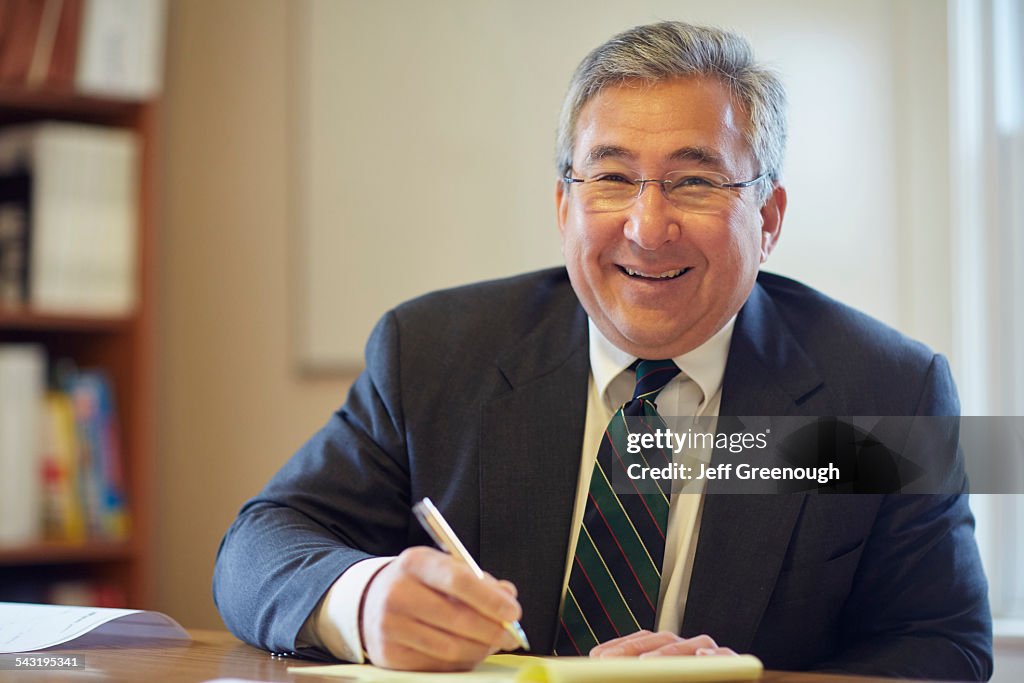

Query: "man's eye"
left=593, top=174, right=633, bottom=184
left=672, top=175, right=716, bottom=189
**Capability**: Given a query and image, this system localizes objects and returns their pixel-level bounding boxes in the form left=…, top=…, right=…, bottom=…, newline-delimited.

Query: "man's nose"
left=623, top=181, right=682, bottom=250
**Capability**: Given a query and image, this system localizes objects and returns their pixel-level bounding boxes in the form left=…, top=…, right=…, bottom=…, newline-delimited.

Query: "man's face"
left=556, top=77, right=786, bottom=359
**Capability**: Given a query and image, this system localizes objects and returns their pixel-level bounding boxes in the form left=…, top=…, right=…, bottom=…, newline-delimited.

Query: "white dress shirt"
left=571, top=318, right=734, bottom=634
left=303, top=317, right=735, bottom=661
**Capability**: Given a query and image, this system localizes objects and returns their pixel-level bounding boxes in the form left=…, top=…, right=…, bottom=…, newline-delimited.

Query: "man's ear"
left=555, top=178, right=568, bottom=237
left=759, top=183, right=787, bottom=262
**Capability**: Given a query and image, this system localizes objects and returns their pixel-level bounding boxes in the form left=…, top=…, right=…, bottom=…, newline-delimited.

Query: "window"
left=950, top=0, right=1024, bottom=622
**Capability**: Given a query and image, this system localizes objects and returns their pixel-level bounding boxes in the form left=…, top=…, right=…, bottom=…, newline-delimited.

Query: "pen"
left=412, top=497, right=531, bottom=652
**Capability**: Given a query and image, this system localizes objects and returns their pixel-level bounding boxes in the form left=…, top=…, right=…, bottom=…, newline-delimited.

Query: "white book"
left=76, top=0, right=167, bottom=99
left=0, top=345, right=46, bottom=546
left=0, top=122, right=139, bottom=316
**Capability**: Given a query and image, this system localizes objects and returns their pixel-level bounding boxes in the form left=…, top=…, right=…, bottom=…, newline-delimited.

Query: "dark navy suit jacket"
left=213, top=268, right=993, bottom=680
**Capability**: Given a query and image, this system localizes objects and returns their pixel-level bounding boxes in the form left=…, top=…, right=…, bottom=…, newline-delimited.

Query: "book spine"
left=0, top=343, right=46, bottom=546
left=0, top=170, right=32, bottom=307
left=91, top=371, right=127, bottom=539
left=40, top=391, right=86, bottom=542
left=0, top=0, right=45, bottom=85
left=0, top=122, right=139, bottom=316
left=45, top=0, right=83, bottom=89
left=26, top=0, right=63, bottom=87
left=65, top=369, right=128, bottom=541
left=47, top=579, right=127, bottom=607
left=75, top=0, right=167, bottom=99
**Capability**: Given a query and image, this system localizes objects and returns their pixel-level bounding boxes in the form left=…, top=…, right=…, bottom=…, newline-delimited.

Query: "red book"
left=0, top=1, right=13, bottom=71
left=46, top=0, right=82, bottom=89
left=0, top=0, right=46, bottom=85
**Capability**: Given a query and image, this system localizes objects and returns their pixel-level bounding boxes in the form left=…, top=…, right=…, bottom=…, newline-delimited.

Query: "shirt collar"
left=588, top=316, right=736, bottom=406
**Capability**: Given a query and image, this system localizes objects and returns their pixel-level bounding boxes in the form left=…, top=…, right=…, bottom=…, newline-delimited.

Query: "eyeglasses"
left=562, top=168, right=768, bottom=214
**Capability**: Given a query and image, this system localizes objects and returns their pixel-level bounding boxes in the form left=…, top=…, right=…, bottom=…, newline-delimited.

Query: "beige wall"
left=156, top=0, right=351, bottom=628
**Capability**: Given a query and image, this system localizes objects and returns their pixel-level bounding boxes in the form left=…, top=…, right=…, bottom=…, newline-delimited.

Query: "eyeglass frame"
left=560, top=167, right=770, bottom=212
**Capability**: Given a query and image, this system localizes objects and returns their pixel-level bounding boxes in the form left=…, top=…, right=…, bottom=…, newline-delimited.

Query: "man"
left=213, top=21, right=992, bottom=679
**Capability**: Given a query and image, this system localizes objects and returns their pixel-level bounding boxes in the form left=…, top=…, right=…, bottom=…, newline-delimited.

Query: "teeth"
left=625, top=267, right=684, bottom=279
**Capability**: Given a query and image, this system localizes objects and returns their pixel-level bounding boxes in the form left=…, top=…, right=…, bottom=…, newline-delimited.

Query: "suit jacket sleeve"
left=814, top=355, right=993, bottom=680
left=213, top=310, right=413, bottom=656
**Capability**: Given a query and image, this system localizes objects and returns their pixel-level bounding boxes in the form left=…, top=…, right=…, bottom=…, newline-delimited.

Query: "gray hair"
left=556, top=21, right=787, bottom=201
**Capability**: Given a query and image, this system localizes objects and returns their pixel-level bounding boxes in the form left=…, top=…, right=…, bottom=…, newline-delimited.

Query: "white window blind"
left=950, top=0, right=1024, bottom=621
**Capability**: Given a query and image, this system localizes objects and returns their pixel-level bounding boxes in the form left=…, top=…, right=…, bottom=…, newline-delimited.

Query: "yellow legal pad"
left=289, top=653, right=763, bottom=682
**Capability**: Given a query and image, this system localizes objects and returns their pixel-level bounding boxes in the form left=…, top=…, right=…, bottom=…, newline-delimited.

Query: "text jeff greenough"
left=625, top=461, right=842, bottom=484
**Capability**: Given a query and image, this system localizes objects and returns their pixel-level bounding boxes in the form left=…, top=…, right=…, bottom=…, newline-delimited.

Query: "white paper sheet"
left=0, top=602, right=190, bottom=653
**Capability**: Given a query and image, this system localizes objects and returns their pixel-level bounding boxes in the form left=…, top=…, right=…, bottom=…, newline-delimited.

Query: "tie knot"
left=632, top=359, right=681, bottom=403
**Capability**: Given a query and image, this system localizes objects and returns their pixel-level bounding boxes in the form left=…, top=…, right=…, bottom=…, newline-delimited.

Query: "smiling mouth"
left=619, top=265, right=691, bottom=281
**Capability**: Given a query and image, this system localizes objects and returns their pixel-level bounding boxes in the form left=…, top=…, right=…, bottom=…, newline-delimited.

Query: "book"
left=0, top=0, right=84, bottom=90
left=65, top=369, right=128, bottom=540
left=26, top=0, right=64, bottom=87
left=75, top=0, right=166, bottom=99
left=0, top=356, right=127, bottom=546
left=0, top=0, right=45, bottom=85
left=0, top=122, right=139, bottom=315
left=0, top=343, right=45, bottom=545
left=0, top=0, right=165, bottom=95
left=47, top=580, right=125, bottom=607
left=0, top=169, right=32, bottom=306
left=45, top=0, right=83, bottom=89
left=39, top=391, right=86, bottom=542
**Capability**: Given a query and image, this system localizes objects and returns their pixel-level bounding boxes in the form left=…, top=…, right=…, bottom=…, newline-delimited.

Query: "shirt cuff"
left=299, top=555, right=395, bottom=663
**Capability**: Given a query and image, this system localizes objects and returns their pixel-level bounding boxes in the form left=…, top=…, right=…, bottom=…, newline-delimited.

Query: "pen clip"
left=412, top=499, right=449, bottom=552
left=413, top=497, right=483, bottom=577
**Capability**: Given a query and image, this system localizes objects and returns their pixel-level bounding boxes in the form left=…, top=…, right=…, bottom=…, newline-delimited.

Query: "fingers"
left=360, top=547, right=524, bottom=671
left=591, top=630, right=692, bottom=657
left=590, top=631, right=724, bottom=658
left=380, top=612, right=494, bottom=670
left=637, top=634, right=718, bottom=657
left=389, top=574, right=508, bottom=647
left=406, top=549, right=522, bottom=625
left=695, top=647, right=738, bottom=656
left=489, top=625, right=524, bottom=654
left=480, top=578, right=521, bottom=651
left=641, top=640, right=737, bottom=658
left=495, top=578, right=518, bottom=598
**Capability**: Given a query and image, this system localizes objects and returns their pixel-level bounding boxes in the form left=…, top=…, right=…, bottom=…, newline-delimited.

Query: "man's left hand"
left=589, top=631, right=738, bottom=658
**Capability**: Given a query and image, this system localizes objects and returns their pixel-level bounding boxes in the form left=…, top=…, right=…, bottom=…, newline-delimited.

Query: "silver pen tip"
left=513, top=622, right=531, bottom=651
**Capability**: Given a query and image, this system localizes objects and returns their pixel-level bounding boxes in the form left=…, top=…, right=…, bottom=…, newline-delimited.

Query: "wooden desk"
left=0, top=629, right=965, bottom=683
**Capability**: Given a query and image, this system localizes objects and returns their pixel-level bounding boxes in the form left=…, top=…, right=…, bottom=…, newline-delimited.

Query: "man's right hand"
left=359, top=546, right=523, bottom=671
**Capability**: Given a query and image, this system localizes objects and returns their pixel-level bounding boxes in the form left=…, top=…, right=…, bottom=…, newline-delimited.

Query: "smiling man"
left=214, top=21, right=992, bottom=680
left=557, top=76, right=783, bottom=360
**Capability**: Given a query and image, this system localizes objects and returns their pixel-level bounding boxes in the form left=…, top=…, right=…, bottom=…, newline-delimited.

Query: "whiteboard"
left=291, top=0, right=949, bottom=370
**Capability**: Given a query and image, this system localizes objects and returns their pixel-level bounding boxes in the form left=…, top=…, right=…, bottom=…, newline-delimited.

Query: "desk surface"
left=0, top=629, right=966, bottom=683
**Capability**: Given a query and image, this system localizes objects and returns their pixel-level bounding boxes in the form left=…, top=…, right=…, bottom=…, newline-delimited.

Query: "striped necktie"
left=554, top=359, right=681, bottom=655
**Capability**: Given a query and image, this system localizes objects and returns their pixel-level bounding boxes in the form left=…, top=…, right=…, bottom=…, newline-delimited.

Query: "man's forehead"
left=572, top=77, right=751, bottom=171
left=581, top=144, right=727, bottom=168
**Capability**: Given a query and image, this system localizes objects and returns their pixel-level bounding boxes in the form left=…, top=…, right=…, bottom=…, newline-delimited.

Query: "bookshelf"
left=0, top=87, right=157, bottom=609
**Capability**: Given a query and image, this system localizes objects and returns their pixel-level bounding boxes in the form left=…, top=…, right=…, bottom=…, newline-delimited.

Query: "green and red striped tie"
left=554, top=359, right=681, bottom=655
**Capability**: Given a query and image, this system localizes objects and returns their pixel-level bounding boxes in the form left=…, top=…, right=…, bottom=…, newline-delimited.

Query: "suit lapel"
left=719, top=282, right=827, bottom=417
left=478, top=283, right=590, bottom=654
left=682, top=281, right=826, bottom=651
